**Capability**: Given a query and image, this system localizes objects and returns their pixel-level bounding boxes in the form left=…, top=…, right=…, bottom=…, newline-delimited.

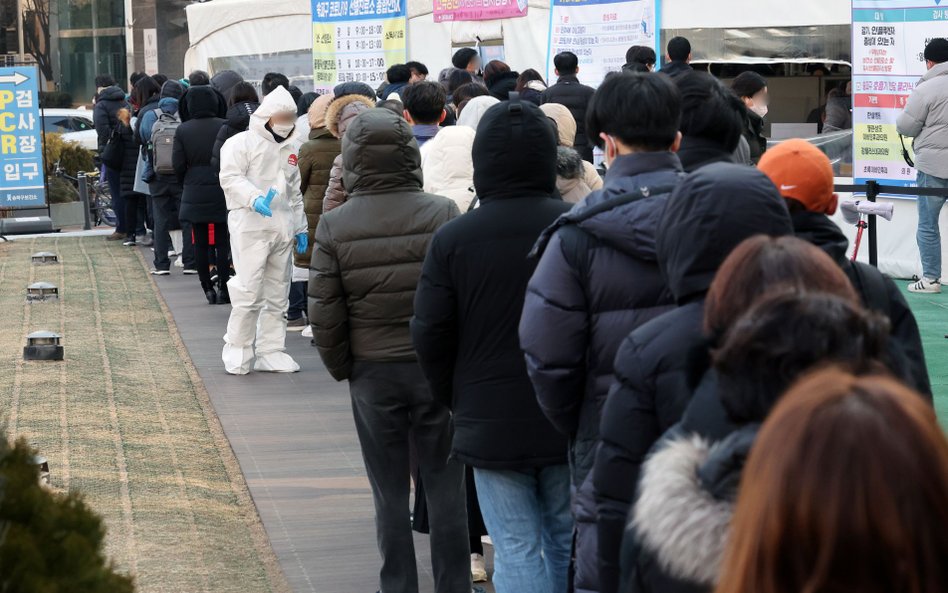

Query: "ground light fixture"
left=26, top=282, right=59, bottom=302
left=31, top=252, right=59, bottom=264
left=23, top=330, right=64, bottom=361
left=34, top=454, right=51, bottom=487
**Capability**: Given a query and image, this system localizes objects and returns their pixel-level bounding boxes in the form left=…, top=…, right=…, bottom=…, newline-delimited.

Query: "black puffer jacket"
left=675, top=136, right=738, bottom=173
left=309, top=109, right=460, bottom=381
left=93, top=86, right=128, bottom=152
left=742, top=110, right=767, bottom=164
left=211, top=101, right=259, bottom=171
left=412, top=99, right=570, bottom=470
left=172, top=86, right=228, bottom=224
left=486, top=70, right=520, bottom=100
left=540, top=75, right=596, bottom=161
left=792, top=210, right=931, bottom=398
left=520, top=152, right=685, bottom=593
left=592, top=164, right=793, bottom=593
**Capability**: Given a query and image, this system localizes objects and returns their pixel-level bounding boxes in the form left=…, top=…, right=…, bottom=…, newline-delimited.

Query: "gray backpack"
left=151, top=109, right=181, bottom=176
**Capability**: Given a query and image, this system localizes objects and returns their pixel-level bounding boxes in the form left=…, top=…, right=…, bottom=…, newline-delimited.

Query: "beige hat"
left=539, top=103, right=577, bottom=147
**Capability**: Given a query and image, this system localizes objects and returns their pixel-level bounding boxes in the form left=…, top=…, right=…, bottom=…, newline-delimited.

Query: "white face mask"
left=272, top=122, right=295, bottom=138
left=750, top=103, right=768, bottom=118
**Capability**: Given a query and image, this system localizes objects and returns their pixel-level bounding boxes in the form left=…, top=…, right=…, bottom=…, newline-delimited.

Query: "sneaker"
left=471, top=553, right=488, bottom=583
left=174, top=257, right=184, bottom=269
left=183, top=268, right=199, bottom=275
left=287, top=316, right=307, bottom=332
left=122, top=239, right=137, bottom=246
left=138, top=233, right=154, bottom=247
left=210, top=267, right=219, bottom=282
left=150, top=269, right=170, bottom=276
left=908, top=277, right=941, bottom=294
left=105, top=232, right=126, bottom=241
left=301, top=325, right=313, bottom=338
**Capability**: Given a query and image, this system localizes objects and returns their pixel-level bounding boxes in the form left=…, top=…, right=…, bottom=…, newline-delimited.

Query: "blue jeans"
left=916, top=171, right=948, bottom=281
left=288, top=281, right=307, bottom=320
left=474, top=465, right=572, bottom=593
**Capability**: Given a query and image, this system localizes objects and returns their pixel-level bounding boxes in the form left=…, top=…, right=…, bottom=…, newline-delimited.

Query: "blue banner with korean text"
left=0, top=66, right=46, bottom=208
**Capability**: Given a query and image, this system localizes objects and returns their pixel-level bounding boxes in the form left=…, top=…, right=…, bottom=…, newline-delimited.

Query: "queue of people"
left=87, top=34, right=948, bottom=593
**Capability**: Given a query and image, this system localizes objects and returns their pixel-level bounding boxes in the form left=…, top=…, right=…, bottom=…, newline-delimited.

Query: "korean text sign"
left=311, top=0, right=407, bottom=94
left=0, top=67, right=45, bottom=208
left=433, top=0, right=528, bottom=23
left=548, top=0, right=658, bottom=87
left=852, top=1, right=946, bottom=191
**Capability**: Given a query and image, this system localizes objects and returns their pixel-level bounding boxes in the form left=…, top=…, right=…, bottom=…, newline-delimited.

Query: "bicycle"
left=53, top=162, right=117, bottom=227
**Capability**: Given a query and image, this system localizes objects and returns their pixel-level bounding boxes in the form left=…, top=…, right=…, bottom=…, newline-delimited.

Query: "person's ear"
left=403, top=110, right=414, bottom=124
left=827, top=193, right=839, bottom=215
left=576, top=67, right=580, bottom=75
left=687, top=52, right=692, bottom=63
left=554, top=69, right=560, bottom=77
left=669, top=131, right=682, bottom=153
left=666, top=53, right=672, bottom=63
left=439, top=109, right=447, bottom=124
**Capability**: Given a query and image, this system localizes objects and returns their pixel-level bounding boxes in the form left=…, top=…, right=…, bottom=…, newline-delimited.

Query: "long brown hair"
left=716, top=370, right=948, bottom=593
left=704, top=235, right=857, bottom=337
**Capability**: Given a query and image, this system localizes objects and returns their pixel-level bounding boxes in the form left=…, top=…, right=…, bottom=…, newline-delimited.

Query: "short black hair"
left=386, top=64, right=412, bottom=84
left=667, top=36, right=691, bottom=62
left=152, top=74, right=168, bottom=86
left=402, top=81, right=446, bottom=124
left=447, top=69, right=474, bottom=94
left=676, top=71, right=745, bottom=152
left=554, top=52, right=579, bottom=75
left=129, top=71, right=147, bottom=87
left=586, top=72, right=681, bottom=151
left=288, top=85, right=303, bottom=105
left=377, top=99, right=405, bottom=116
left=451, top=81, right=489, bottom=109
left=262, top=72, right=290, bottom=96
left=731, top=71, right=767, bottom=99
left=229, top=81, right=259, bottom=107
left=188, top=70, right=210, bottom=86
left=626, top=45, right=656, bottom=67
left=95, top=74, right=115, bottom=88
left=452, top=48, right=479, bottom=70
left=924, top=38, right=948, bottom=63
left=405, top=61, right=428, bottom=76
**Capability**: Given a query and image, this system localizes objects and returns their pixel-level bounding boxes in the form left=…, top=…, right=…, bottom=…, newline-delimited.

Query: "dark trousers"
left=288, top=281, right=307, bottom=320
left=149, top=179, right=182, bottom=271
left=124, top=193, right=148, bottom=239
left=105, top=166, right=125, bottom=233
left=349, top=361, right=470, bottom=593
left=192, top=222, right=230, bottom=287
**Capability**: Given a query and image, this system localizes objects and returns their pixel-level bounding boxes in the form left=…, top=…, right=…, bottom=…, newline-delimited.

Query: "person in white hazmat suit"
left=219, top=85, right=309, bottom=374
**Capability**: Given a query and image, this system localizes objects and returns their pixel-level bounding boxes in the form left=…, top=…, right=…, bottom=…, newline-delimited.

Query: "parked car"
left=42, top=109, right=98, bottom=152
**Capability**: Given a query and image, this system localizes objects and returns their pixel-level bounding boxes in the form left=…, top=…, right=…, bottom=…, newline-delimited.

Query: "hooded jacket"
left=896, top=61, right=948, bottom=178
left=295, top=93, right=340, bottom=268
left=540, top=103, right=604, bottom=194
left=211, top=101, right=259, bottom=171
left=322, top=94, right=375, bottom=214
left=309, top=109, right=460, bottom=381
left=420, top=126, right=476, bottom=212
left=115, top=107, right=143, bottom=198
left=210, top=70, right=244, bottom=105
left=218, top=86, right=307, bottom=239
left=792, top=210, right=931, bottom=398
left=412, top=99, right=571, bottom=469
left=486, top=70, right=520, bottom=100
left=592, top=164, right=793, bottom=593
left=93, top=85, right=129, bottom=153
left=172, top=86, right=229, bottom=224
left=540, top=74, right=596, bottom=161
left=456, top=96, right=500, bottom=129
left=520, top=151, right=685, bottom=593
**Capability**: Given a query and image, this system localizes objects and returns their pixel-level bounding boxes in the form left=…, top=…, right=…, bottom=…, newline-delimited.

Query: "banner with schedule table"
left=311, top=0, right=407, bottom=95
left=852, top=0, right=947, bottom=192
left=547, top=0, right=659, bottom=87
left=0, top=66, right=45, bottom=208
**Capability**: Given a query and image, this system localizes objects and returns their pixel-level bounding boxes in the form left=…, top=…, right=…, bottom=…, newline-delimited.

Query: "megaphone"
left=840, top=200, right=894, bottom=225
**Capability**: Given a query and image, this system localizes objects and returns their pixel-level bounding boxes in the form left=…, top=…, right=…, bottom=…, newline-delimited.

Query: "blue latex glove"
left=252, top=187, right=278, bottom=217
left=295, top=232, right=308, bottom=254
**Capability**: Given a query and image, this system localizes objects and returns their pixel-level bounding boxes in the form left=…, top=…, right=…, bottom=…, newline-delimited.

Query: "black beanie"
left=160, top=80, right=185, bottom=100
left=924, top=38, right=948, bottom=64
left=472, top=93, right=558, bottom=200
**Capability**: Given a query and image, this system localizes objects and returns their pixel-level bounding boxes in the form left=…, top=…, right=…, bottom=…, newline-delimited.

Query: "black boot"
left=217, top=275, right=230, bottom=305
left=202, top=281, right=218, bottom=305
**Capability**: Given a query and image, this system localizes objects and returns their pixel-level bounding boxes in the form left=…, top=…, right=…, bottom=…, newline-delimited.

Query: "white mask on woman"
left=750, top=103, right=768, bottom=119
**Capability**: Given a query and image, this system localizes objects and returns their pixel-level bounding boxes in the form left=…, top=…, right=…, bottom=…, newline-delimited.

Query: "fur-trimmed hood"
left=631, top=425, right=759, bottom=586
left=326, top=94, right=375, bottom=138
left=556, top=146, right=585, bottom=180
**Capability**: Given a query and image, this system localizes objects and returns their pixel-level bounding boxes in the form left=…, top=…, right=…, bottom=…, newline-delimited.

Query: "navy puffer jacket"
left=520, top=151, right=684, bottom=593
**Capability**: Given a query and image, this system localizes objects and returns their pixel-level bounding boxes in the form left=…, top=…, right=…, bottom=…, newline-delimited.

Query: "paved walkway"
left=149, top=257, right=469, bottom=593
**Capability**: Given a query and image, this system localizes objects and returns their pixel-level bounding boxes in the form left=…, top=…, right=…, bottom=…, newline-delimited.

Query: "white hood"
left=457, top=96, right=500, bottom=131
left=420, top=126, right=476, bottom=212
left=253, top=85, right=297, bottom=120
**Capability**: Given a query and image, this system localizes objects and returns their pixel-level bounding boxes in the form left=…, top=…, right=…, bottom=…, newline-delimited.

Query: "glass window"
left=59, top=36, right=96, bottom=102
left=57, top=0, right=94, bottom=31
left=70, top=116, right=94, bottom=131
left=0, top=0, right=18, bottom=55
left=95, top=0, right=124, bottom=28
left=43, top=116, right=74, bottom=133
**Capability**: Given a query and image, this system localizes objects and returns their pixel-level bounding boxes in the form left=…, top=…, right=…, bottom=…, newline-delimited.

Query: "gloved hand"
left=295, top=232, right=308, bottom=254
left=252, top=188, right=278, bottom=217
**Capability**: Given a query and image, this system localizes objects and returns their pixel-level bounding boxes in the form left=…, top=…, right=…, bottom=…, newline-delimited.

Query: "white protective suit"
left=219, top=86, right=308, bottom=374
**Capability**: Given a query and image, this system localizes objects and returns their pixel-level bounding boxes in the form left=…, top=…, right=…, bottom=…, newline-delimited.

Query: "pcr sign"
left=0, top=67, right=46, bottom=208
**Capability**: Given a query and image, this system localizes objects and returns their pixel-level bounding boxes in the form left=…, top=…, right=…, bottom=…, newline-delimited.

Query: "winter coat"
left=792, top=210, right=932, bottom=398
left=593, top=164, right=793, bottom=593
left=540, top=103, right=605, bottom=196
left=675, top=136, right=739, bottom=173
left=136, top=96, right=180, bottom=184
left=322, top=94, right=376, bottom=214
left=742, top=110, right=767, bottom=164
left=457, top=96, right=501, bottom=130
left=309, top=109, right=460, bottom=381
left=520, top=152, right=686, bottom=593
left=93, top=86, right=128, bottom=152
left=218, top=86, right=307, bottom=240
left=486, top=70, right=519, bottom=100
left=540, top=75, right=596, bottom=161
left=412, top=98, right=571, bottom=469
left=420, top=126, right=476, bottom=212
left=296, top=127, right=340, bottom=267
left=172, top=86, right=228, bottom=224
left=211, top=101, right=259, bottom=171
left=897, top=61, right=948, bottom=178
left=521, top=80, right=547, bottom=105
left=379, top=80, right=408, bottom=100
left=556, top=146, right=594, bottom=203
left=659, top=61, right=693, bottom=78
left=210, top=70, right=244, bottom=105
left=115, top=109, right=143, bottom=198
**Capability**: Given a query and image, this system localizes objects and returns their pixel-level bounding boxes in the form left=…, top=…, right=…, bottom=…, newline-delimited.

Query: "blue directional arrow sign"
left=0, top=66, right=46, bottom=208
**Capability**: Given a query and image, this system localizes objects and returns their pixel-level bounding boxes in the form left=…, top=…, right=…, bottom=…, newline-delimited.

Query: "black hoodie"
left=411, top=99, right=571, bottom=469
left=93, top=85, right=128, bottom=151
left=211, top=101, right=260, bottom=172
left=172, top=86, right=228, bottom=224
left=592, top=163, right=793, bottom=593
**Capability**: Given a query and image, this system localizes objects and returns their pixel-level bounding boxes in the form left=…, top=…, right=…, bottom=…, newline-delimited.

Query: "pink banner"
left=433, top=0, right=528, bottom=22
